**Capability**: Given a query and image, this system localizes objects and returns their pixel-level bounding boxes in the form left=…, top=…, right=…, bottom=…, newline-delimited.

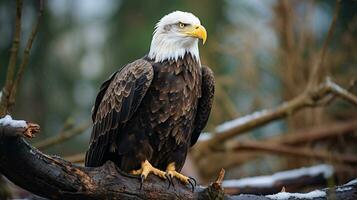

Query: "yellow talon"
left=131, top=160, right=166, bottom=180
left=166, top=162, right=191, bottom=184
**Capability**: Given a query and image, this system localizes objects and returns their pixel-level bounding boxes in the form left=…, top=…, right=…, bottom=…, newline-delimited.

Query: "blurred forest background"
left=0, top=0, right=356, bottom=198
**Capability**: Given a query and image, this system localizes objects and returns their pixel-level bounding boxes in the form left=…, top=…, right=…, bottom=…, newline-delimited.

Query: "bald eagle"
left=85, top=11, right=215, bottom=186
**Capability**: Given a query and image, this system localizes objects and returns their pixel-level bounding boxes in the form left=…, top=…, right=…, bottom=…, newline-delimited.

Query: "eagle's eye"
left=178, top=22, right=186, bottom=29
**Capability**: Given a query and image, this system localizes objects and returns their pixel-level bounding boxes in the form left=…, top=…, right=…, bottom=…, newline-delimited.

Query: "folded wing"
left=85, top=59, right=154, bottom=167
left=190, top=66, right=215, bottom=146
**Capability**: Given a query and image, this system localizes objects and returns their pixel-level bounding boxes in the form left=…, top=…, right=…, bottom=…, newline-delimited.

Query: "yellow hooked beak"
left=185, top=24, right=207, bottom=44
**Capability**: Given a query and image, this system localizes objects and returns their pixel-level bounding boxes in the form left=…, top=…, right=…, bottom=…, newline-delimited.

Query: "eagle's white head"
left=148, top=11, right=207, bottom=63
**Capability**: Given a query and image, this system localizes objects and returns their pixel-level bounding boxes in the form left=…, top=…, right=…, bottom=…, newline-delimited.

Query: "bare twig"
left=34, top=120, right=90, bottom=150
left=212, top=168, right=225, bottom=191
left=59, top=117, right=76, bottom=132
left=267, top=119, right=357, bottom=145
left=313, top=78, right=357, bottom=106
left=308, top=0, right=340, bottom=87
left=326, top=78, right=357, bottom=105
left=0, top=0, right=23, bottom=115
left=8, top=0, right=44, bottom=111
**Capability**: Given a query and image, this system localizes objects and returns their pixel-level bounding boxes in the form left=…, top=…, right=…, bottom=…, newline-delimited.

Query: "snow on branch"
left=346, top=179, right=357, bottom=186
left=223, top=164, right=333, bottom=188
left=223, top=165, right=334, bottom=195
left=266, top=190, right=326, bottom=200
left=0, top=115, right=39, bottom=138
left=0, top=115, right=26, bottom=128
left=215, top=110, right=269, bottom=133
left=265, top=178, right=357, bottom=200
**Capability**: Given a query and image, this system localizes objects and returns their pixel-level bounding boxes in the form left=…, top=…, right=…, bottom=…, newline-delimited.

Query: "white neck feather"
left=148, top=33, right=200, bottom=63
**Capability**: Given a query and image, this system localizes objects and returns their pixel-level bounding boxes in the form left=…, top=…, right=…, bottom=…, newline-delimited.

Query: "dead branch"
left=0, top=123, right=203, bottom=200
left=1, top=121, right=356, bottom=200
left=325, top=78, right=357, bottom=105
left=228, top=140, right=357, bottom=164
left=0, top=0, right=23, bottom=115
left=268, top=119, right=357, bottom=145
left=0, top=0, right=44, bottom=115
left=9, top=0, right=44, bottom=108
left=223, top=164, right=334, bottom=195
left=308, top=0, right=340, bottom=87
left=195, top=117, right=357, bottom=178
left=197, top=78, right=357, bottom=152
left=34, top=120, right=90, bottom=150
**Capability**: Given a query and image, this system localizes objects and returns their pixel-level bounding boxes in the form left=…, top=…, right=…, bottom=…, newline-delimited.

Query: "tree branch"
left=308, top=0, right=340, bottom=87
left=1, top=119, right=356, bottom=200
left=223, top=164, right=334, bottom=195
left=1, top=0, right=44, bottom=115
left=0, top=124, right=197, bottom=200
left=267, top=119, right=357, bottom=145
left=8, top=0, right=44, bottom=110
left=0, top=0, right=23, bottom=115
left=228, top=140, right=357, bottom=164
left=198, top=78, right=357, bottom=151
left=325, top=78, right=357, bottom=106
left=193, top=119, right=357, bottom=178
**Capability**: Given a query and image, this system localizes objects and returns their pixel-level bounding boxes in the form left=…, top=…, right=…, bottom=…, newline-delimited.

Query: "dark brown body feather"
left=85, top=53, right=214, bottom=172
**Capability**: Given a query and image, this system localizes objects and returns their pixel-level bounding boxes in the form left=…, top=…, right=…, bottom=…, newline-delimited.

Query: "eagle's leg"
left=131, top=160, right=166, bottom=181
left=165, top=162, right=196, bottom=191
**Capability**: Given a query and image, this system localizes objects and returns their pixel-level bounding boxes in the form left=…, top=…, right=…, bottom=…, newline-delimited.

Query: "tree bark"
left=0, top=124, right=356, bottom=200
